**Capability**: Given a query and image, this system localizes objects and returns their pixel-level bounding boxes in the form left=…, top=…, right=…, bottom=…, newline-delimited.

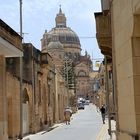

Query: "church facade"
left=41, top=7, right=93, bottom=100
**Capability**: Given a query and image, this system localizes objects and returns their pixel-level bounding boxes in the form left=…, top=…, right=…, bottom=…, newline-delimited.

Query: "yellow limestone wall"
left=0, top=56, right=8, bottom=140
left=112, top=0, right=140, bottom=139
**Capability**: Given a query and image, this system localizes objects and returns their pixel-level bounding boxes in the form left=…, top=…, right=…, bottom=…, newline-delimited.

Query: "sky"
left=0, top=0, right=104, bottom=68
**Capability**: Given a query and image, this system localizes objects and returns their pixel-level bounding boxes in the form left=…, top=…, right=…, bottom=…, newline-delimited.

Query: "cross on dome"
left=59, top=5, right=62, bottom=13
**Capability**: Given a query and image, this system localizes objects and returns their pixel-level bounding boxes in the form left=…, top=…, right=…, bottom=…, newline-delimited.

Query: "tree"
left=61, top=57, right=76, bottom=90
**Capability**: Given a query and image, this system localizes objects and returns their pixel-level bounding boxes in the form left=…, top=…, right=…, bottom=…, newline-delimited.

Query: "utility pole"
left=19, top=0, right=23, bottom=139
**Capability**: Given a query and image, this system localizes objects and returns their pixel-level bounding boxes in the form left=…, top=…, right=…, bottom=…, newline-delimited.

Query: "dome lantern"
left=55, top=6, right=67, bottom=28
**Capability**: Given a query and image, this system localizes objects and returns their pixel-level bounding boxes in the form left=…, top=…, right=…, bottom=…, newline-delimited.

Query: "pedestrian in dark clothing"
left=100, top=105, right=106, bottom=124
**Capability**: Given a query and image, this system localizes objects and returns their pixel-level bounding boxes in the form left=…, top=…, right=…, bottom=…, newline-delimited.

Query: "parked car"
left=77, top=103, right=85, bottom=110
left=84, top=100, right=90, bottom=105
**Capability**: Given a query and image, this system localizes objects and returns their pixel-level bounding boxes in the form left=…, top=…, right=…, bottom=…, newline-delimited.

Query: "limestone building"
left=0, top=19, right=23, bottom=140
left=0, top=19, right=68, bottom=140
left=95, top=0, right=140, bottom=139
left=0, top=8, right=93, bottom=140
left=111, top=1, right=140, bottom=139
left=41, top=7, right=93, bottom=100
left=21, top=43, right=68, bottom=135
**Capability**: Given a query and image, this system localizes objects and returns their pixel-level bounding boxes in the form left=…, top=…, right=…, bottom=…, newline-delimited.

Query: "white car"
left=77, top=103, right=85, bottom=110
left=85, top=100, right=90, bottom=105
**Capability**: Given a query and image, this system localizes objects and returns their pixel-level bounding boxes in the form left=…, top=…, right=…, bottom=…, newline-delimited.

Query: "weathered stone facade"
left=41, top=7, right=93, bottom=101
left=0, top=19, right=69, bottom=140
left=94, top=1, right=115, bottom=136
left=112, top=1, right=140, bottom=139
left=74, top=55, right=92, bottom=99
left=95, top=0, right=140, bottom=139
left=94, top=3, right=114, bottom=109
left=55, top=69, right=68, bottom=122
left=0, top=19, right=23, bottom=140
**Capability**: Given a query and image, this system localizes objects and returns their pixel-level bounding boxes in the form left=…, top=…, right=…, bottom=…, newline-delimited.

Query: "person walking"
left=100, top=105, right=106, bottom=124
left=64, top=107, right=72, bottom=125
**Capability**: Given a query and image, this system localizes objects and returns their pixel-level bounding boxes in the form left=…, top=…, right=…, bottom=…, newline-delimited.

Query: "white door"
left=22, top=103, right=29, bottom=135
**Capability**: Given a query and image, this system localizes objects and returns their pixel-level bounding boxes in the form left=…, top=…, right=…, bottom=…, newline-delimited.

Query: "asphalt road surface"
left=23, top=104, right=103, bottom=140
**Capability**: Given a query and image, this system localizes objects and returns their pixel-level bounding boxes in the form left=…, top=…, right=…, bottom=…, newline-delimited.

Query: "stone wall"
left=112, top=0, right=140, bottom=139
left=0, top=56, right=8, bottom=140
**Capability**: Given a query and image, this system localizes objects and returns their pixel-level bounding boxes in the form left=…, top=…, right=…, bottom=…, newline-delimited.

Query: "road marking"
left=96, top=124, right=108, bottom=140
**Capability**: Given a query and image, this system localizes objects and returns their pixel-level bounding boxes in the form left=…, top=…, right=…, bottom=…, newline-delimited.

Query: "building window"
left=78, top=71, right=86, bottom=76
left=39, top=80, right=41, bottom=104
left=109, top=70, right=112, bottom=79
left=23, top=88, right=29, bottom=103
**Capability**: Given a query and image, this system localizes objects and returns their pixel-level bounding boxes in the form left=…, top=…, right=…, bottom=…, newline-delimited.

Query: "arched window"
left=78, top=70, right=86, bottom=76
left=38, top=80, right=41, bottom=104
left=59, top=54, right=62, bottom=59
left=23, top=88, right=29, bottom=103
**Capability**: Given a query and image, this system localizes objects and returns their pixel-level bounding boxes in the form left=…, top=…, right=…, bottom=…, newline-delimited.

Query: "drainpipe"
left=19, top=0, right=23, bottom=139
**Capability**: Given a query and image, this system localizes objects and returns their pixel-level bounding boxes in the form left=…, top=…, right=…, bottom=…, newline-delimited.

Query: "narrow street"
left=1, top=1, right=140, bottom=139
left=23, top=104, right=103, bottom=140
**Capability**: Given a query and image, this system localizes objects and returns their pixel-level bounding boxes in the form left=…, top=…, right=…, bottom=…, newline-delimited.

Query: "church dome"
left=47, top=34, right=64, bottom=50
left=47, top=7, right=81, bottom=47
left=48, top=27, right=80, bottom=45
left=48, top=41, right=63, bottom=50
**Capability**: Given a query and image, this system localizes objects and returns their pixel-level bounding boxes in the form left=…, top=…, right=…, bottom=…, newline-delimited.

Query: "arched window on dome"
left=59, top=54, right=62, bottom=59
left=66, top=36, right=70, bottom=42
left=68, top=52, right=72, bottom=58
left=72, top=37, right=74, bottom=41
left=78, top=70, right=86, bottom=76
left=70, top=53, right=73, bottom=59
left=65, top=52, right=68, bottom=57
left=47, top=37, right=51, bottom=44
left=73, top=53, right=77, bottom=59
left=59, top=36, right=65, bottom=42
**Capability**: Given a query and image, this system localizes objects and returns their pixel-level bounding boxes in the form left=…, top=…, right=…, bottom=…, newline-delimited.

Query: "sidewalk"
left=96, top=119, right=116, bottom=140
left=22, top=123, right=64, bottom=140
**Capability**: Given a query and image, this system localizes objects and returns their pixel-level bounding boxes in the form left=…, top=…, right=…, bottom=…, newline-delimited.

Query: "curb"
left=96, top=124, right=108, bottom=140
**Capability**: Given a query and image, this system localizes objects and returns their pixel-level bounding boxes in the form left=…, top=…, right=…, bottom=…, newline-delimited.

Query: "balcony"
left=94, top=12, right=112, bottom=57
